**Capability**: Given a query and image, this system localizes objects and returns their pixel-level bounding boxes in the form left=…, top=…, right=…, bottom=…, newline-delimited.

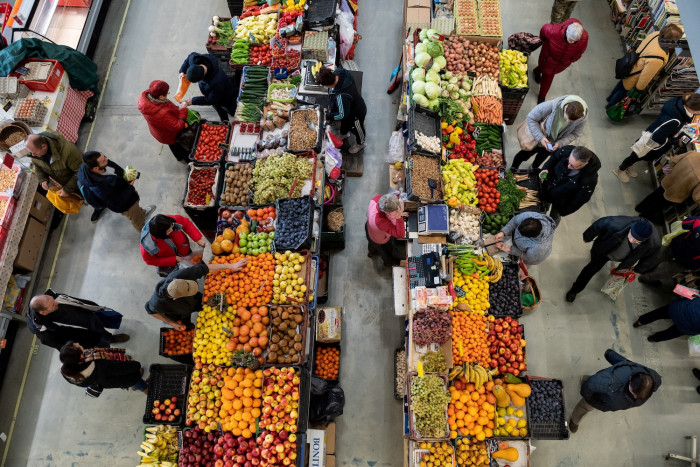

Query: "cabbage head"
left=426, top=69, right=440, bottom=84
left=412, top=80, right=426, bottom=96
left=428, top=99, right=440, bottom=111
left=425, top=82, right=441, bottom=100
left=413, top=94, right=430, bottom=107
left=426, top=40, right=444, bottom=58
left=415, top=42, right=427, bottom=56
left=415, top=52, right=431, bottom=68
left=419, top=29, right=428, bottom=41
left=411, top=68, right=425, bottom=82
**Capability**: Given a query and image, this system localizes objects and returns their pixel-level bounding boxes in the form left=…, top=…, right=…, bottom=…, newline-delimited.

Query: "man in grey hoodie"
left=493, top=212, right=557, bottom=265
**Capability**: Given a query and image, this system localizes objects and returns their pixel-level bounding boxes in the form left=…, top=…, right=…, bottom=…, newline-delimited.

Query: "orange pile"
left=220, top=367, right=263, bottom=437
left=203, top=253, right=276, bottom=306
left=314, top=346, right=340, bottom=379
left=451, top=311, right=490, bottom=367
left=162, top=327, right=194, bottom=355
left=448, top=379, right=497, bottom=440
left=247, top=206, right=276, bottom=222
left=227, top=306, right=270, bottom=360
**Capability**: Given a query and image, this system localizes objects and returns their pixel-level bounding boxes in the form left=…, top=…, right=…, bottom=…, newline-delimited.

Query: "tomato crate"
left=524, top=376, right=569, bottom=440
left=158, top=327, right=195, bottom=366
left=189, top=120, right=231, bottom=163
left=14, top=59, right=65, bottom=92
left=312, top=341, right=340, bottom=383
left=142, top=364, right=191, bottom=426
left=183, top=163, right=222, bottom=210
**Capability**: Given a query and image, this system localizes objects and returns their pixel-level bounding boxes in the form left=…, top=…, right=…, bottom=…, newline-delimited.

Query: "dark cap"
left=186, top=65, right=205, bottom=83
left=630, top=220, right=653, bottom=241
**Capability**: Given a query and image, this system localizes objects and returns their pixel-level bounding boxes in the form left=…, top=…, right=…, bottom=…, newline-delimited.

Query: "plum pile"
left=528, top=379, right=565, bottom=430
left=274, top=197, right=311, bottom=250
left=488, top=265, right=522, bottom=317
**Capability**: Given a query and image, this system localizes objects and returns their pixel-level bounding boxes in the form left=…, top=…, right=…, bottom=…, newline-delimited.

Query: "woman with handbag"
left=59, top=341, right=148, bottom=393
left=613, top=94, right=700, bottom=183
left=510, top=95, right=588, bottom=170
left=137, top=80, right=192, bottom=162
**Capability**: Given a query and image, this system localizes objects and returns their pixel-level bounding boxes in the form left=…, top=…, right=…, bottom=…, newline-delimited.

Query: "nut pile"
left=3, top=130, right=25, bottom=147
left=395, top=349, right=407, bottom=397
left=266, top=306, right=305, bottom=364
left=0, top=169, right=17, bottom=192
left=221, top=163, right=253, bottom=207
left=326, top=209, right=344, bottom=232
left=410, top=155, right=442, bottom=200
left=0, top=199, right=7, bottom=217
left=288, top=109, right=318, bottom=151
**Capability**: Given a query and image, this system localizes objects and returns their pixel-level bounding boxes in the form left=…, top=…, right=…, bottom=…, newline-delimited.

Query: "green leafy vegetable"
left=496, top=171, right=526, bottom=217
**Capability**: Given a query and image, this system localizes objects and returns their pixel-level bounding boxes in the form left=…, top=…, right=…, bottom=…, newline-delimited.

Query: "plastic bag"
left=325, top=146, right=343, bottom=176
left=180, top=245, right=204, bottom=268
left=309, top=385, right=345, bottom=424
left=601, top=269, right=636, bottom=301
left=310, top=375, right=328, bottom=395
left=336, top=10, right=355, bottom=60
left=387, top=130, right=405, bottom=163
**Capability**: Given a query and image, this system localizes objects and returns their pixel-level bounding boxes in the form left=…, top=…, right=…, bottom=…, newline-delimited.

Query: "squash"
left=492, top=385, right=511, bottom=408
left=506, top=387, right=526, bottom=408
left=506, top=383, right=532, bottom=398
left=491, top=447, right=519, bottom=462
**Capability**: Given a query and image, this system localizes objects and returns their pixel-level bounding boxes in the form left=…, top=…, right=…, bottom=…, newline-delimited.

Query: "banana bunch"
left=449, top=363, right=496, bottom=389
left=482, top=252, right=503, bottom=283
left=138, top=425, right=179, bottom=466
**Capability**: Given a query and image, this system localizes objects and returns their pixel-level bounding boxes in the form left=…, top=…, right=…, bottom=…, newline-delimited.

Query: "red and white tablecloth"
left=55, top=87, right=94, bottom=143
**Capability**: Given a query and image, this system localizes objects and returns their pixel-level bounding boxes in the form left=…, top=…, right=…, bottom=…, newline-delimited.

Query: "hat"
left=186, top=65, right=205, bottom=83
left=566, top=23, right=584, bottom=42
left=167, top=279, right=199, bottom=299
left=630, top=220, right=653, bottom=241
left=148, top=80, right=169, bottom=98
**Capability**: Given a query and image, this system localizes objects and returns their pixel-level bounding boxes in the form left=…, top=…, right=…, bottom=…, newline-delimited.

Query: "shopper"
left=179, top=52, right=237, bottom=122
left=141, top=214, right=206, bottom=277
left=639, top=216, right=700, bottom=288
left=634, top=297, right=700, bottom=342
left=565, top=217, right=660, bottom=302
left=78, top=151, right=156, bottom=227
left=539, top=145, right=600, bottom=225
left=607, top=24, right=684, bottom=109
left=145, top=260, right=247, bottom=329
left=316, top=66, right=368, bottom=154
left=569, top=348, right=661, bottom=434
left=137, top=80, right=191, bottom=162
left=366, top=193, right=407, bottom=268
left=28, top=291, right=128, bottom=350
left=511, top=95, right=588, bottom=170
left=534, top=19, right=588, bottom=102
left=59, top=341, right=148, bottom=393
left=493, top=212, right=556, bottom=265
left=613, top=94, right=700, bottom=183
left=550, top=0, right=579, bottom=23
left=634, top=151, right=700, bottom=225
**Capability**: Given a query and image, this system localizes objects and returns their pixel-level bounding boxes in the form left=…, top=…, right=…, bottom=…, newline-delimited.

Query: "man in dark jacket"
left=78, top=151, right=156, bottom=227
left=145, top=260, right=247, bottom=329
left=540, top=145, right=600, bottom=226
left=569, top=348, right=661, bottom=433
left=566, top=217, right=661, bottom=302
left=316, top=66, right=367, bottom=154
left=28, top=290, right=129, bottom=350
left=639, top=216, right=700, bottom=288
left=179, top=52, right=236, bottom=122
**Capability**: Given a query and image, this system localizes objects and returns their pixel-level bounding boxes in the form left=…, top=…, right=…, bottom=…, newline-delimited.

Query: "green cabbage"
left=429, top=98, right=440, bottom=111
left=123, top=165, right=139, bottom=182
left=412, top=80, right=426, bottom=96
left=425, top=82, right=441, bottom=100
left=426, top=40, right=444, bottom=58
left=425, top=29, right=438, bottom=39
left=413, top=94, right=430, bottom=107
left=419, top=29, right=428, bottom=41
left=411, top=68, right=425, bottom=82
left=431, top=56, right=446, bottom=71
left=415, top=42, right=427, bottom=55
left=426, top=69, right=440, bottom=84
left=415, top=52, right=431, bottom=68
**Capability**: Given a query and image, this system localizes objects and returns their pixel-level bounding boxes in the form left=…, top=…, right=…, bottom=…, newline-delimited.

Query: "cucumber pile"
left=473, top=123, right=502, bottom=155
left=237, top=66, right=269, bottom=122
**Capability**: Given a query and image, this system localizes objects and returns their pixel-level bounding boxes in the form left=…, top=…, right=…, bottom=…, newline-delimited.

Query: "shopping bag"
left=46, top=187, right=83, bottom=214
left=606, top=89, right=642, bottom=122
left=94, top=307, right=123, bottom=329
left=180, top=245, right=204, bottom=268
left=600, top=269, right=636, bottom=301
left=516, top=121, right=538, bottom=151
left=386, top=130, right=404, bottom=163
left=662, top=220, right=688, bottom=246
left=631, top=118, right=680, bottom=157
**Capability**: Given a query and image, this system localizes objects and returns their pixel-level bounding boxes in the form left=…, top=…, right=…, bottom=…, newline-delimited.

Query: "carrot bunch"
left=451, top=311, right=490, bottom=367
left=471, top=95, right=503, bottom=124
left=203, top=253, right=276, bottom=306
left=220, top=367, right=263, bottom=437
left=314, top=346, right=340, bottom=380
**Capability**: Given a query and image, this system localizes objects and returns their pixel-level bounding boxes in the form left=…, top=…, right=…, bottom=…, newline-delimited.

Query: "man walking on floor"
left=569, top=348, right=661, bottom=433
left=565, top=216, right=661, bottom=302
left=78, top=151, right=156, bottom=229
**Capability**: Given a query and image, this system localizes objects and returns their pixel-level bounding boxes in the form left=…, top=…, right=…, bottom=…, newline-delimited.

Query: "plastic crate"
left=406, top=154, right=444, bottom=204
left=525, top=376, right=569, bottom=440
left=407, top=372, right=450, bottom=441
left=267, top=83, right=297, bottom=103
left=321, top=205, right=344, bottom=249
left=487, top=264, right=524, bottom=318
left=158, top=327, right=195, bottom=366
left=274, top=196, right=315, bottom=251
left=303, top=0, right=338, bottom=29
left=260, top=366, right=311, bottom=433
left=312, top=341, right=340, bottom=383
left=408, top=105, right=442, bottom=156
left=308, top=255, right=320, bottom=310
left=142, top=364, right=191, bottom=426
left=453, top=437, right=491, bottom=467
left=316, top=251, right=329, bottom=305
left=394, top=348, right=407, bottom=400
left=189, top=120, right=231, bottom=163
left=15, top=59, right=65, bottom=92
left=205, top=17, right=234, bottom=55
left=183, top=163, right=222, bottom=210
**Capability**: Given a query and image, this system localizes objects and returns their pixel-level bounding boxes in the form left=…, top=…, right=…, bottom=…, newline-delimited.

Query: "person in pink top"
left=366, top=193, right=407, bottom=267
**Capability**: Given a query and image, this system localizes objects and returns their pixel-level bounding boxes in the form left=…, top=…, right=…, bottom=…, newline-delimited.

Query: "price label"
left=218, top=142, right=230, bottom=150
left=417, top=361, right=424, bottom=377
left=459, top=341, right=464, bottom=356
left=454, top=286, right=466, bottom=297
left=222, top=325, right=233, bottom=335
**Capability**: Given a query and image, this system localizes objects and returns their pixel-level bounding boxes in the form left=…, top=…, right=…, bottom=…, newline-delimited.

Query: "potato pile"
left=267, top=306, right=305, bottom=364
left=443, top=37, right=500, bottom=79
left=221, top=163, right=253, bottom=207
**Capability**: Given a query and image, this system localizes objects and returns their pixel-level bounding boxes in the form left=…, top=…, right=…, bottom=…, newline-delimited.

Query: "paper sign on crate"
left=307, top=429, right=325, bottom=467
left=316, top=306, right=341, bottom=342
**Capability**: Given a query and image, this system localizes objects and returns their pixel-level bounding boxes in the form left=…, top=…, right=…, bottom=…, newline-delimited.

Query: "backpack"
left=615, top=36, right=664, bottom=80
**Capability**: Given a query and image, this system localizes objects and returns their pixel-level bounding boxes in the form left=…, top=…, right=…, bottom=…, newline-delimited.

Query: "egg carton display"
left=14, top=98, right=47, bottom=126
left=0, top=77, right=29, bottom=99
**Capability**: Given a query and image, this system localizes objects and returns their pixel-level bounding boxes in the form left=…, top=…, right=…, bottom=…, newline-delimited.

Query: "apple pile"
left=261, top=367, right=301, bottom=433
left=214, top=432, right=259, bottom=466
left=150, top=396, right=181, bottom=423
left=487, top=316, right=526, bottom=376
left=257, top=430, right=299, bottom=466
left=180, top=427, right=219, bottom=467
left=187, top=359, right=227, bottom=431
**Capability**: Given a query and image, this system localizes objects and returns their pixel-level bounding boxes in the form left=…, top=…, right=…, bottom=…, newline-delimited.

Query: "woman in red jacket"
left=137, top=80, right=190, bottom=162
left=366, top=193, right=407, bottom=268
left=140, top=214, right=206, bottom=276
left=534, top=19, right=588, bottom=103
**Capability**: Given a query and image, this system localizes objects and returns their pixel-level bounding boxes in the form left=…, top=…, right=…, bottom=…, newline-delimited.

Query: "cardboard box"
left=406, top=0, right=430, bottom=7
left=14, top=217, right=44, bottom=272
left=307, top=429, right=326, bottom=467
left=325, top=422, right=336, bottom=455
left=406, top=6, right=431, bottom=24
left=29, top=191, right=52, bottom=224
left=316, top=306, right=341, bottom=342
left=326, top=455, right=335, bottom=467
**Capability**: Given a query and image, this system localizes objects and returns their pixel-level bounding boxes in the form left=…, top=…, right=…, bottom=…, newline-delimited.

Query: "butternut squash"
left=506, top=387, right=526, bottom=408
left=491, top=447, right=519, bottom=462
left=506, top=383, right=532, bottom=398
left=493, top=385, right=511, bottom=408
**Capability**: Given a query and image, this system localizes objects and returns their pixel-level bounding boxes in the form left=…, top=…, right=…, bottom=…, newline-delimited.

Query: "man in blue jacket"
left=566, top=216, right=661, bottom=302
left=569, top=349, right=661, bottom=433
left=78, top=151, right=155, bottom=231
left=179, top=52, right=237, bottom=122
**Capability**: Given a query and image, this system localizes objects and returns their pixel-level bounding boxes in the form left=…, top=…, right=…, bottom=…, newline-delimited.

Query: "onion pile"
left=443, top=37, right=500, bottom=79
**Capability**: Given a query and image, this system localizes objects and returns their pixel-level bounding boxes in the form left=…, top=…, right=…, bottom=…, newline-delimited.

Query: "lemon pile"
left=272, top=251, right=308, bottom=305
left=193, top=304, right=236, bottom=365
left=419, top=442, right=453, bottom=467
left=494, top=406, right=528, bottom=438
left=455, top=437, right=489, bottom=466
left=453, top=270, right=490, bottom=314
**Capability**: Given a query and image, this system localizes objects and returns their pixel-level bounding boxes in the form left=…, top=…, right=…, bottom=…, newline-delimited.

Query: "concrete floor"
left=0, top=0, right=699, bottom=466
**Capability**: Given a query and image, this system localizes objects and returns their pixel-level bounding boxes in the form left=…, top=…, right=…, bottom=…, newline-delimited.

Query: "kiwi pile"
left=267, top=306, right=305, bottom=364
left=221, top=163, right=253, bottom=207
